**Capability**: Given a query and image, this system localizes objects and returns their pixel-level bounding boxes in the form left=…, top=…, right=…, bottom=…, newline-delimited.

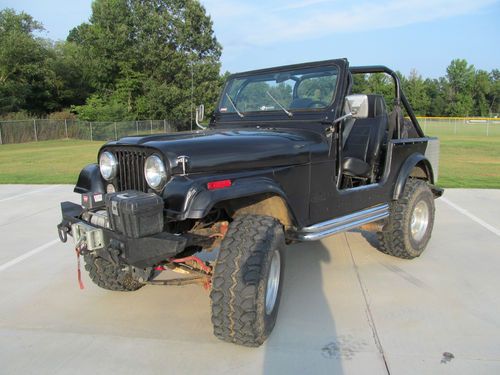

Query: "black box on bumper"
left=57, top=199, right=188, bottom=269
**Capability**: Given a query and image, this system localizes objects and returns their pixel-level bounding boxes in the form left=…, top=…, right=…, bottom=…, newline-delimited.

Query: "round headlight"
left=99, top=151, right=118, bottom=181
left=145, top=155, right=167, bottom=189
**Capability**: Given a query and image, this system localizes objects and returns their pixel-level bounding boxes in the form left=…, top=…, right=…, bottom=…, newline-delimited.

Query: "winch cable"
left=74, top=237, right=86, bottom=290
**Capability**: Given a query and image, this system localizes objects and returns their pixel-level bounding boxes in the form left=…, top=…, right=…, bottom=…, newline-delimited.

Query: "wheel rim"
left=411, top=200, right=430, bottom=242
left=265, top=250, right=281, bottom=315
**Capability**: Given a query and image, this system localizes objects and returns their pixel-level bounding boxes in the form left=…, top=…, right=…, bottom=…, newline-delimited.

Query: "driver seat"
left=342, top=95, right=388, bottom=181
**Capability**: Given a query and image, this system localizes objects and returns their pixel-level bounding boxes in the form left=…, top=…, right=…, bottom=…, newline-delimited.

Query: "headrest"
left=366, top=95, right=387, bottom=117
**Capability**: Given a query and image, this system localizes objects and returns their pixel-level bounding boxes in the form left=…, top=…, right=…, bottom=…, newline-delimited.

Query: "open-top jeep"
left=57, top=59, right=442, bottom=347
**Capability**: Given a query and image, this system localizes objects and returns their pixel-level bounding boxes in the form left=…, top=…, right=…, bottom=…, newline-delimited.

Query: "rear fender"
left=393, top=153, right=434, bottom=200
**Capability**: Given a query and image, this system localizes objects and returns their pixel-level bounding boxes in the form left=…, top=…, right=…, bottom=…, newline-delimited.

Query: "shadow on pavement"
left=263, top=240, right=343, bottom=374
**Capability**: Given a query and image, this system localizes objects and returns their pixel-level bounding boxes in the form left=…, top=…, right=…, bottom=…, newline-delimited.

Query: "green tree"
left=74, top=94, right=130, bottom=121
left=0, top=9, right=55, bottom=115
left=445, top=59, right=475, bottom=116
left=351, top=73, right=393, bottom=110
left=70, top=0, right=222, bottom=123
left=0, top=9, right=88, bottom=116
left=402, top=69, right=430, bottom=116
left=473, top=70, right=491, bottom=116
left=351, top=73, right=368, bottom=94
left=487, top=69, right=499, bottom=115
left=366, top=73, right=393, bottom=99
left=50, top=41, right=93, bottom=110
left=425, top=78, right=447, bottom=117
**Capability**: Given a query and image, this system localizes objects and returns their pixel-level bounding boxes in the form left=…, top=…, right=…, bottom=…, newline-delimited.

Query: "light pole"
left=190, top=60, right=194, bottom=131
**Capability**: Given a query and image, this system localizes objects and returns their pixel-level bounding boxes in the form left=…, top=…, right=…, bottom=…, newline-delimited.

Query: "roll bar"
left=349, top=66, right=424, bottom=138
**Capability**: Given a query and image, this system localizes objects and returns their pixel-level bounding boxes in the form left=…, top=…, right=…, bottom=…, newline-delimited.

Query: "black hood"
left=105, top=128, right=327, bottom=174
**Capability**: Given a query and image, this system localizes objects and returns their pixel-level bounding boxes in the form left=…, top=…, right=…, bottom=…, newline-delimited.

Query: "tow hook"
left=57, top=223, right=69, bottom=243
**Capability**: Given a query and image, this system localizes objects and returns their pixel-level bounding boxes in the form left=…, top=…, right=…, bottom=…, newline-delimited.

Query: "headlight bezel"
left=144, top=154, right=168, bottom=190
left=99, top=151, right=118, bottom=181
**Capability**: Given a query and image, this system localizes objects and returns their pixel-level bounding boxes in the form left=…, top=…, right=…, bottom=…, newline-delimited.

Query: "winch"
left=82, top=210, right=110, bottom=229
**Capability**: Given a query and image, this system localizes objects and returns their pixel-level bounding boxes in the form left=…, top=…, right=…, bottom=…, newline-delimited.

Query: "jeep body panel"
left=104, top=128, right=327, bottom=174
left=74, top=164, right=106, bottom=194
left=77, top=136, right=438, bottom=230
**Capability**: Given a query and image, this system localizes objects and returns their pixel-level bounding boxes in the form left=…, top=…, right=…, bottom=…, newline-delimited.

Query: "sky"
left=1, top=0, right=499, bottom=78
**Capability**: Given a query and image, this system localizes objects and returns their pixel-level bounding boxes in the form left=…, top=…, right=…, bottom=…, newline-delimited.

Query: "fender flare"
left=183, top=177, right=298, bottom=224
left=74, top=163, right=106, bottom=194
left=393, top=153, right=434, bottom=200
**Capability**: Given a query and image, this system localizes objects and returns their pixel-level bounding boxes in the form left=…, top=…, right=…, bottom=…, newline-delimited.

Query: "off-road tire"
left=83, top=253, right=144, bottom=291
left=210, top=215, right=285, bottom=347
left=377, top=178, right=435, bottom=259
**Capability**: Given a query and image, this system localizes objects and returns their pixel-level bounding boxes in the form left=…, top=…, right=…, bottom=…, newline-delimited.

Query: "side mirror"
left=345, top=94, right=369, bottom=119
left=195, top=104, right=205, bottom=129
left=196, top=104, right=204, bottom=122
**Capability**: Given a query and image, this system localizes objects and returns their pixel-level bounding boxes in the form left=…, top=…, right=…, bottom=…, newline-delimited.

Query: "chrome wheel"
left=265, top=250, right=281, bottom=315
left=411, top=200, right=430, bottom=242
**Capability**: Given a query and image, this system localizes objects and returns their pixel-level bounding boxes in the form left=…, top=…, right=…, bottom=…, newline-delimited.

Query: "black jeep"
left=57, top=59, right=442, bottom=347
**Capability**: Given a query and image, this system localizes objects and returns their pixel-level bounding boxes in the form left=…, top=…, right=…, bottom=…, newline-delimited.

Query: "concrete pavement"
left=0, top=186, right=499, bottom=374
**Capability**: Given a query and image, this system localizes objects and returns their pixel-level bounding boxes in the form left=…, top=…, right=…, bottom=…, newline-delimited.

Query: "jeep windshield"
left=219, top=66, right=338, bottom=115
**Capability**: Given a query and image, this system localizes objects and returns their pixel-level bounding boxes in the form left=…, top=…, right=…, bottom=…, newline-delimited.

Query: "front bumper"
left=57, top=201, right=188, bottom=268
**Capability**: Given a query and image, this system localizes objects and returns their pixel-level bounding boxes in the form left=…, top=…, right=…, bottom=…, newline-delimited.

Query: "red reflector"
left=207, top=180, right=232, bottom=190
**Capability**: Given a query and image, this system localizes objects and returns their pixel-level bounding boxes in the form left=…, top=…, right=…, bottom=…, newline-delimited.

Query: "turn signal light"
left=207, top=180, right=232, bottom=190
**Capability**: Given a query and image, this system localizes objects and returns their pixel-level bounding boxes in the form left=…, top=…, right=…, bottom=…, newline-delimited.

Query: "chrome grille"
left=114, top=149, right=148, bottom=192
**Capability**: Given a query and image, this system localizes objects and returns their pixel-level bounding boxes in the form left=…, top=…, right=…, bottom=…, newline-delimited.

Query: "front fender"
left=164, top=176, right=292, bottom=221
left=393, top=153, right=434, bottom=200
left=74, top=164, right=106, bottom=194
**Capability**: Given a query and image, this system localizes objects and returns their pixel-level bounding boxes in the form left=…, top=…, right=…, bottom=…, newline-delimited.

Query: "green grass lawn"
left=0, top=139, right=103, bottom=184
left=431, top=134, right=500, bottom=188
left=0, top=136, right=499, bottom=188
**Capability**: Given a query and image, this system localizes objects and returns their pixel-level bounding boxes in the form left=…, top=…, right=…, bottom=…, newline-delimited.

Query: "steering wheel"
left=308, top=100, right=328, bottom=108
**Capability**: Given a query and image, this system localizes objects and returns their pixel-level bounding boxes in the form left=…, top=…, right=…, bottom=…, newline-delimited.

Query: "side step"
left=289, top=203, right=390, bottom=241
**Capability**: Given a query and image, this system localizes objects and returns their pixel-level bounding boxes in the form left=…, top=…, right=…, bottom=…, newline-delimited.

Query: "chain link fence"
left=418, top=117, right=500, bottom=137
left=0, top=119, right=189, bottom=145
left=1, top=117, right=499, bottom=145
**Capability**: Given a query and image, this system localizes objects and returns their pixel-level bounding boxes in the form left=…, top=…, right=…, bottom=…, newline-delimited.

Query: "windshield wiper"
left=225, top=93, right=244, bottom=118
left=266, top=91, right=293, bottom=117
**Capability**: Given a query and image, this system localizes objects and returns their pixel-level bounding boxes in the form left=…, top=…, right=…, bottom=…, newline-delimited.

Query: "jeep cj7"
left=57, top=59, right=443, bottom=347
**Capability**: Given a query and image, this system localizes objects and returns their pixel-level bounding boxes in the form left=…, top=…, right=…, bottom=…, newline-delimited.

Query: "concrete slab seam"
left=0, top=239, right=60, bottom=272
left=344, top=233, right=391, bottom=375
left=441, top=197, right=500, bottom=237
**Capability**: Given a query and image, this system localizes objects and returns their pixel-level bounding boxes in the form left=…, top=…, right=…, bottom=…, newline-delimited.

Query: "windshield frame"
left=215, top=60, right=342, bottom=121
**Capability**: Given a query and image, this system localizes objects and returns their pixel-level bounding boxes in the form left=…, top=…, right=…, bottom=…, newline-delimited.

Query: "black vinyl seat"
left=342, top=95, right=388, bottom=180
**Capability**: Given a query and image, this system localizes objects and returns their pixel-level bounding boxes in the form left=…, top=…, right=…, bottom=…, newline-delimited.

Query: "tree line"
left=353, top=63, right=499, bottom=117
left=0, top=2, right=498, bottom=123
left=0, top=1, right=223, bottom=124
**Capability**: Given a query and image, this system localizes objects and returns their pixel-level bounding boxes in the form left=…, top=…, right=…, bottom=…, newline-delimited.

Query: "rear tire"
left=84, top=253, right=144, bottom=291
left=210, top=215, right=285, bottom=347
left=377, top=178, right=435, bottom=259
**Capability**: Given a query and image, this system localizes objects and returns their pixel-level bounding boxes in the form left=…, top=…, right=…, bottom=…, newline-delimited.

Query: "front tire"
left=84, top=253, right=144, bottom=291
left=377, top=178, right=435, bottom=259
left=210, top=215, right=285, bottom=347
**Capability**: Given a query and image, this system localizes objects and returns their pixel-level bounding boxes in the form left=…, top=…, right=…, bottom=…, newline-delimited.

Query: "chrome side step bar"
left=289, top=204, right=390, bottom=241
